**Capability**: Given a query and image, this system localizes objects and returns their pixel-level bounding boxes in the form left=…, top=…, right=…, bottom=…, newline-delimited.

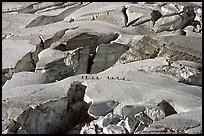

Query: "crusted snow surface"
left=2, top=2, right=202, bottom=134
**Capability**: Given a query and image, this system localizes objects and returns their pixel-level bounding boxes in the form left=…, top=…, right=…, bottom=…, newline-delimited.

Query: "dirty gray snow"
left=2, top=2, right=202, bottom=134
